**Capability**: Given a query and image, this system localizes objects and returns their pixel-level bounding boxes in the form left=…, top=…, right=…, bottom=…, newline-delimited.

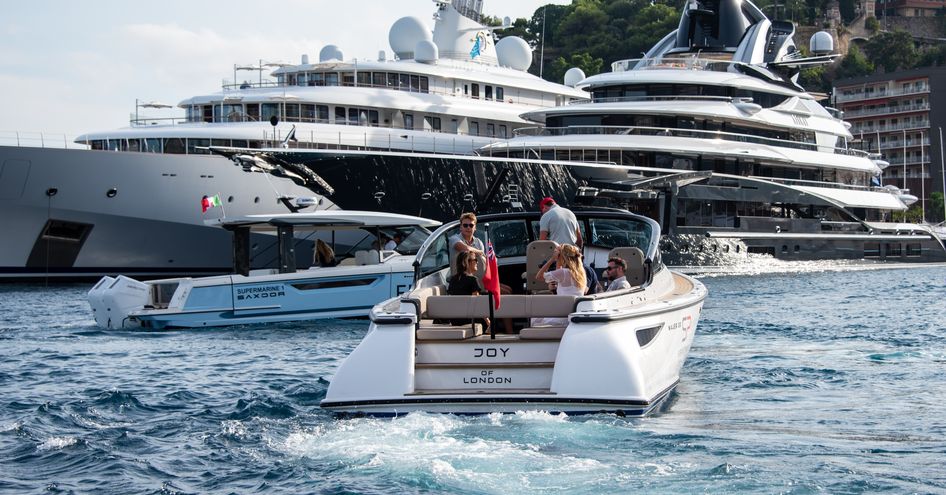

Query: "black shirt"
left=448, top=274, right=481, bottom=295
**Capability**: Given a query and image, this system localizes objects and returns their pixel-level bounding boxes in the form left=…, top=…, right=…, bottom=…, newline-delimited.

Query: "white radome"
left=564, top=67, right=586, bottom=87
left=389, top=16, right=432, bottom=59
left=496, top=36, right=532, bottom=71
left=319, top=45, right=344, bottom=62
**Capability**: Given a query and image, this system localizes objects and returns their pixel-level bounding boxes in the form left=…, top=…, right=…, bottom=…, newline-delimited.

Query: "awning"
left=792, top=185, right=906, bottom=211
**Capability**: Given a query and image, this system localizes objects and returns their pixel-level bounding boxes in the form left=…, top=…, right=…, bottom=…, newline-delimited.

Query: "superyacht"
left=0, top=0, right=585, bottom=279
left=236, top=0, right=946, bottom=265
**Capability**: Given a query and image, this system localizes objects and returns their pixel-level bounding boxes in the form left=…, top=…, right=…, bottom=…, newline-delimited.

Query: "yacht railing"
left=842, top=103, right=930, bottom=118
left=834, top=85, right=930, bottom=103
left=851, top=121, right=930, bottom=134
left=510, top=125, right=871, bottom=157
left=572, top=95, right=736, bottom=105
left=0, top=131, right=87, bottom=149
left=755, top=175, right=889, bottom=193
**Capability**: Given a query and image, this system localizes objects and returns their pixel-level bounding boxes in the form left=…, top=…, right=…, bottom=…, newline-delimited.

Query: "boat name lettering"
left=668, top=321, right=682, bottom=330
left=237, top=285, right=284, bottom=295
left=463, top=370, right=512, bottom=385
left=473, top=347, right=509, bottom=358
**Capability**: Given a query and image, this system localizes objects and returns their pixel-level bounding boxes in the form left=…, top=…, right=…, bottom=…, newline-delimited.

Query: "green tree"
left=892, top=205, right=926, bottom=223
left=865, top=16, right=880, bottom=33
left=546, top=52, right=605, bottom=84
left=864, top=30, right=917, bottom=72
left=836, top=44, right=875, bottom=79
left=929, top=192, right=945, bottom=223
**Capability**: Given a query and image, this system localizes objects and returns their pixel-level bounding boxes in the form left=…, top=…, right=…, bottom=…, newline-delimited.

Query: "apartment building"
left=834, top=67, right=946, bottom=217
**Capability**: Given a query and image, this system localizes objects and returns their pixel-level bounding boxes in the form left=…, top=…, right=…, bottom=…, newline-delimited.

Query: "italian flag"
left=201, top=194, right=221, bottom=213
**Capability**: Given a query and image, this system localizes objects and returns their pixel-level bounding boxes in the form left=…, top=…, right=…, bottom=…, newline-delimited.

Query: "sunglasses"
left=606, top=266, right=617, bottom=271
left=462, top=223, right=475, bottom=228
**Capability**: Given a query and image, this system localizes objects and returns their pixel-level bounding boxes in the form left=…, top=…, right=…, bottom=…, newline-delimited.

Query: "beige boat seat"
left=607, top=247, right=646, bottom=286
left=525, top=240, right=557, bottom=293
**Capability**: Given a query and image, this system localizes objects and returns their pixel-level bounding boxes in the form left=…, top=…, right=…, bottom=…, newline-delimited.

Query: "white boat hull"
left=0, top=145, right=322, bottom=279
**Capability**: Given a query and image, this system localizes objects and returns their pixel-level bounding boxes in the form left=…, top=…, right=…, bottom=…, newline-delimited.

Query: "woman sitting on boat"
left=313, top=239, right=337, bottom=267
left=447, top=251, right=490, bottom=330
left=532, top=243, right=587, bottom=327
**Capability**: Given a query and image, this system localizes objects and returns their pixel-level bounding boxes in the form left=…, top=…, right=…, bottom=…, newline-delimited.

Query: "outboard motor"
left=89, top=275, right=149, bottom=329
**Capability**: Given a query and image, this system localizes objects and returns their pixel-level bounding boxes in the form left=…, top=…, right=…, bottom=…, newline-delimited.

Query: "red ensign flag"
left=482, top=242, right=501, bottom=310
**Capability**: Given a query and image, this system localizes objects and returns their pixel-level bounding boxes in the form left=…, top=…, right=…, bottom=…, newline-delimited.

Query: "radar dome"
left=496, top=36, right=532, bottom=71
left=563, top=67, right=586, bottom=87
left=415, top=40, right=439, bottom=64
left=810, top=31, right=834, bottom=55
left=319, top=45, right=343, bottom=62
left=389, top=16, right=432, bottom=60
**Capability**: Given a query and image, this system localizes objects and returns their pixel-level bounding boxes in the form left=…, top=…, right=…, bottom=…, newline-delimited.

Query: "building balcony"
left=834, top=85, right=930, bottom=104
left=841, top=103, right=930, bottom=118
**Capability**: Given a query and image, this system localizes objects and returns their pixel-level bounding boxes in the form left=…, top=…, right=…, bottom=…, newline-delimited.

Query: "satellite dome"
left=415, top=40, right=439, bottom=64
left=563, top=67, right=586, bottom=88
left=319, top=45, right=343, bottom=62
left=810, top=31, right=834, bottom=55
left=389, top=16, right=431, bottom=60
left=496, top=36, right=532, bottom=71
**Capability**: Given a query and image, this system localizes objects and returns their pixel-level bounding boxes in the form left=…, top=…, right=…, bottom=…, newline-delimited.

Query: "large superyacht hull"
left=272, top=150, right=946, bottom=265
left=0, top=145, right=323, bottom=280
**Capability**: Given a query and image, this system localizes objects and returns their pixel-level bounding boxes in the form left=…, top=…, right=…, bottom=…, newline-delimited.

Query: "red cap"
left=539, top=197, right=555, bottom=208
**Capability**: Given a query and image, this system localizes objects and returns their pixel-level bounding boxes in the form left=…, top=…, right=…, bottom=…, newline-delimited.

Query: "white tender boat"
left=88, top=211, right=439, bottom=329
left=321, top=209, right=707, bottom=415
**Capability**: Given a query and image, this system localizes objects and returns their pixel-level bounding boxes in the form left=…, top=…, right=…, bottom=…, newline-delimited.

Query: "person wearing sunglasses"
left=604, top=257, right=631, bottom=291
left=449, top=212, right=485, bottom=276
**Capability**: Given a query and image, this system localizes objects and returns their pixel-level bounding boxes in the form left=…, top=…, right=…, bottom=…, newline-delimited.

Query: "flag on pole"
left=201, top=194, right=221, bottom=213
left=482, top=242, right=501, bottom=310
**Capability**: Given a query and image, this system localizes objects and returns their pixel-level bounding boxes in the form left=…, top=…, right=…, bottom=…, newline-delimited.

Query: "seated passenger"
left=447, top=251, right=490, bottom=329
left=312, top=239, right=337, bottom=267
left=531, top=244, right=586, bottom=327
left=605, top=257, right=631, bottom=291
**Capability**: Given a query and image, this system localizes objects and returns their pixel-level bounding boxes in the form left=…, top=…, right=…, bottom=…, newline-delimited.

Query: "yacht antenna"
left=539, top=5, right=547, bottom=78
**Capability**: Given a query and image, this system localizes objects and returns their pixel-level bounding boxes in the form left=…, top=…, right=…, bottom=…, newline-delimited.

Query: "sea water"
left=1, top=266, right=944, bottom=494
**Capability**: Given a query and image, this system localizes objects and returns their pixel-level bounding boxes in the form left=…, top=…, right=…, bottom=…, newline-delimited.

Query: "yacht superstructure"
left=238, top=0, right=946, bottom=265
left=0, top=0, right=584, bottom=280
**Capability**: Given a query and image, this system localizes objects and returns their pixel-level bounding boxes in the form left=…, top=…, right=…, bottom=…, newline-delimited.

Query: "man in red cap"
left=539, top=196, right=582, bottom=248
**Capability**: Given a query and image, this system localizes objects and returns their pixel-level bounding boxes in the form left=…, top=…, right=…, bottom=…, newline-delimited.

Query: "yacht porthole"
left=106, top=188, right=118, bottom=198
left=45, top=188, right=58, bottom=197
left=781, top=245, right=788, bottom=253
left=254, top=197, right=260, bottom=203
left=228, top=196, right=234, bottom=203
left=794, top=245, right=800, bottom=253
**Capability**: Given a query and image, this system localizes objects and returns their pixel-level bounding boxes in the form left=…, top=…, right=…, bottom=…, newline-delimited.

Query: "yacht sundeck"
left=226, top=0, right=946, bottom=266
left=0, top=0, right=585, bottom=280
left=88, top=211, right=439, bottom=329
left=320, top=209, right=707, bottom=415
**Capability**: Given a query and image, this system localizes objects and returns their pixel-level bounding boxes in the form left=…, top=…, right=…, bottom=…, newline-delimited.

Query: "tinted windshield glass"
left=483, top=219, right=529, bottom=258
left=392, top=227, right=430, bottom=255
left=587, top=217, right=654, bottom=250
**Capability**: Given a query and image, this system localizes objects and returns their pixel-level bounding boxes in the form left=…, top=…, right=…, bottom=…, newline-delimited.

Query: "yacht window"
left=499, top=125, right=507, bottom=138
left=485, top=85, right=493, bottom=100
left=464, top=84, right=469, bottom=95
left=419, top=76, right=429, bottom=93
left=388, top=73, right=399, bottom=88
left=287, top=74, right=296, bottom=86
left=470, top=121, right=479, bottom=136
left=231, top=139, right=248, bottom=147
left=496, top=87, right=504, bottom=101
left=301, top=104, right=315, bottom=122
left=357, top=72, right=371, bottom=86
left=487, top=219, right=530, bottom=257
left=450, top=119, right=459, bottom=133
left=341, top=72, right=355, bottom=86
left=325, top=73, right=339, bottom=86
left=211, top=139, right=229, bottom=147
left=246, top=104, right=260, bottom=121
left=143, top=138, right=161, bottom=153
left=126, top=139, right=140, bottom=152
left=399, top=73, right=410, bottom=90
left=213, top=104, right=223, bottom=123
left=425, top=116, right=441, bottom=131
left=202, top=105, right=213, bottom=123
left=107, top=139, right=123, bottom=151
left=297, top=73, right=307, bottom=86
left=369, top=110, right=379, bottom=126
left=223, top=104, right=242, bottom=122
left=187, top=138, right=211, bottom=155
left=403, top=113, right=414, bottom=130
left=471, top=83, right=480, bottom=99
left=261, top=103, right=279, bottom=122
left=348, top=108, right=359, bottom=125
left=335, top=106, right=347, bottom=124
left=410, top=75, right=420, bottom=92
left=285, top=104, right=300, bottom=122
left=163, top=138, right=185, bottom=154
left=373, top=72, right=386, bottom=87
left=487, top=123, right=495, bottom=136
left=317, top=105, right=329, bottom=123
left=310, top=73, right=324, bottom=86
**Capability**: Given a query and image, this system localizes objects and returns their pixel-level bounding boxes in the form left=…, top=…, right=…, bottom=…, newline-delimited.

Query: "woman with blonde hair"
left=532, top=243, right=586, bottom=326
left=313, top=239, right=337, bottom=267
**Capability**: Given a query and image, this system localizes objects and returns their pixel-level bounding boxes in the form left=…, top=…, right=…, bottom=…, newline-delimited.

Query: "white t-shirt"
left=384, top=240, right=397, bottom=250
left=540, top=205, right=579, bottom=246
left=448, top=233, right=484, bottom=276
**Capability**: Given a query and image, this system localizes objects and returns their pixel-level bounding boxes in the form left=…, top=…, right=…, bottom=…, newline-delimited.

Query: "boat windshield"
left=390, top=227, right=431, bottom=256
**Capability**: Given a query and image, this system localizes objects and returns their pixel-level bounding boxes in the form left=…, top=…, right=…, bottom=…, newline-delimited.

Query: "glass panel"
left=587, top=217, right=653, bottom=250
left=357, top=72, right=371, bottom=86
left=483, top=219, right=529, bottom=257
left=325, top=73, right=339, bottom=86
left=418, top=229, right=452, bottom=278
left=373, top=72, right=386, bottom=87
left=496, top=87, right=504, bottom=100
left=311, top=73, right=324, bottom=86
left=485, top=85, right=493, bottom=100
left=349, top=107, right=360, bottom=125
left=163, top=138, right=185, bottom=154
left=487, top=123, right=495, bottom=136
left=222, top=104, right=242, bottom=122
left=261, top=103, right=279, bottom=121
left=187, top=138, right=211, bottom=155
left=231, top=139, right=248, bottom=147
left=499, top=125, right=507, bottom=138
left=317, top=105, right=329, bottom=122
left=403, top=113, right=414, bottom=129
left=368, top=110, right=379, bottom=126
left=341, top=72, right=355, bottom=86
left=335, top=106, right=347, bottom=124
left=245, top=103, right=260, bottom=121
left=285, top=103, right=300, bottom=122
left=301, top=104, right=315, bottom=122
left=471, top=83, right=479, bottom=98
left=470, top=121, right=479, bottom=136
left=410, top=74, right=419, bottom=92
left=126, top=139, right=140, bottom=152
left=387, top=73, right=398, bottom=88
left=211, top=139, right=230, bottom=146
left=420, top=76, right=429, bottom=93
left=399, top=73, right=409, bottom=90
left=143, top=138, right=161, bottom=153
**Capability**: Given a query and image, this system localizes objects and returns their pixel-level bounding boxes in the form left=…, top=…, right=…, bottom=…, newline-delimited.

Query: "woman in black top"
left=447, top=251, right=489, bottom=329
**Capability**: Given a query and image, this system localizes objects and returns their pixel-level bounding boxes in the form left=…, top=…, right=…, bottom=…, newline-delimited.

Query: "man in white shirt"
left=383, top=232, right=402, bottom=250
left=539, top=197, right=582, bottom=248
left=605, top=257, right=631, bottom=291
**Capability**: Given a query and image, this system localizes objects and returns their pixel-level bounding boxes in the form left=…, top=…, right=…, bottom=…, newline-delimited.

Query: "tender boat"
left=88, top=211, right=439, bottom=329
left=320, top=209, right=707, bottom=415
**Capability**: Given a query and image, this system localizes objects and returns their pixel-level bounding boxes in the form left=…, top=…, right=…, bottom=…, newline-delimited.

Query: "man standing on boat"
left=539, top=197, right=582, bottom=249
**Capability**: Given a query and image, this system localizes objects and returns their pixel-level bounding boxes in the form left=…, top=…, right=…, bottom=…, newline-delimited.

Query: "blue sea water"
left=1, top=266, right=945, bottom=494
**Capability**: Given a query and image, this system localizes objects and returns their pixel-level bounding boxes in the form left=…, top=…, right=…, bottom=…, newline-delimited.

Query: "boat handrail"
left=748, top=176, right=884, bottom=192
left=609, top=56, right=742, bottom=74
left=0, top=131, right=88, bottom=149
left=509, top=125, right=870, bottom=158
left=571, top=95, right=736, bottom=105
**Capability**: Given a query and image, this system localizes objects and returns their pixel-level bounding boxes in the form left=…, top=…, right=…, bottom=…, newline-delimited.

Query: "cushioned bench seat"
left=416, top=320, right=483, bottom=340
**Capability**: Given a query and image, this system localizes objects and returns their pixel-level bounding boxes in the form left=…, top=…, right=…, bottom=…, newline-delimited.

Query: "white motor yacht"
left=320, top=209, right=707, bottom=415
left=0, top=0, right=585, bottom=280
left=88, top=211, right=439, bottom=329
left=235, top=0, right=946, bottom=265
